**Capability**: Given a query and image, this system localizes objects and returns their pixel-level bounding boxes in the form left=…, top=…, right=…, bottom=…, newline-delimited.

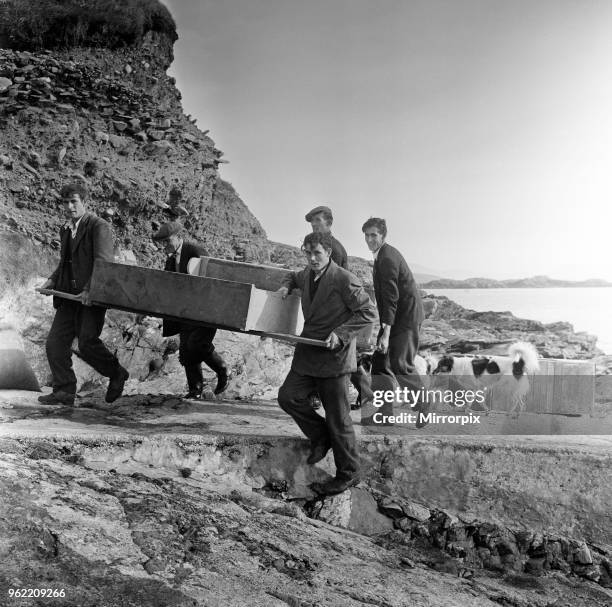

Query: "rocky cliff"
left=0, top=0, right=270, bottom=293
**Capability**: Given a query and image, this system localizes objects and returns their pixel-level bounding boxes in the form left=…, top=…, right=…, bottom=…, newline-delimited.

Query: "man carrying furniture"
left=277, top=231, right=376, bottom=495
left=305, top=204, right=372, bottom=411
left=39, top=182, right=129, bottom=406
left=152, top=221, right=229, bottom=399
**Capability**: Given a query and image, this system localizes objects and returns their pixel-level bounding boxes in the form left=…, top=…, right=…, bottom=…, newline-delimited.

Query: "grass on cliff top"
left=0, top=0, right=177, bottom=51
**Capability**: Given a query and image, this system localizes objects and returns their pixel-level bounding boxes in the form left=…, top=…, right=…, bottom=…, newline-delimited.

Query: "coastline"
left=424, top=286, right=612, bottom=359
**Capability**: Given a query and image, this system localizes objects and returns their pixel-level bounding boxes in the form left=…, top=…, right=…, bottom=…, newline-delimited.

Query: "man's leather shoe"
left=203, top=352, right=229, bottom=395
left=213, top=370, right=229, bottom=395
left=306, top=441, right=331, bottom=465
left=105, top=367, right=129, bottom=403
left=38, top=391, right=75, bottom=406
left=311, top=475, right=360, bottom=496
left=184, top=383, right=203, bottom=400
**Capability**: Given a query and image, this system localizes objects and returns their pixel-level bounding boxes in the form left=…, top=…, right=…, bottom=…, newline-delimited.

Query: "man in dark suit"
left=152, top=222, right=228, bottom=399
left=277, top=232, right=376, bottom=495
left=362, top=217, right=427, bottom=426
left=305, top=204, right=370, bottom=410
left=38, top=183, right=129, bottom=406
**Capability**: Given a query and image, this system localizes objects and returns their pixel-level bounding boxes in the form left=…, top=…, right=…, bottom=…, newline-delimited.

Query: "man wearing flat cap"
left=152, top=222, right=229, bottom=399
left=305, top=206, right=348, bottom=270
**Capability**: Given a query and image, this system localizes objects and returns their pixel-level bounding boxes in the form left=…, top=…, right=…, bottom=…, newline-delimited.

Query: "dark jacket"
left=48, top=212, right=114, bottom=308
left=284, top=261, right=376, bottom=377
left=373, top=243, right=424, bottom=331
left=162, top=240, right=208, bottom=336
left=330, top=235, right=348, bottom=269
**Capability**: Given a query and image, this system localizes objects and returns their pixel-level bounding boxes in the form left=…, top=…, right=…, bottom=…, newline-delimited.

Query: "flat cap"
left=152, top=221, right=183, bottom=240
left=305, top=205, right=333, bottom=222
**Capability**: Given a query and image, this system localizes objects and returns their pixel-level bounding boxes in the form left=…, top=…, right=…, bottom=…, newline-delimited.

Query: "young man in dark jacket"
left=152, top=222, right=228, bottom=399
left=39, top=183, right=129, bottom=406
left=277, top=232, right=376, bottom=495
left=305, top=204, right=371, bottom=410
left=362, top=217, right=427, bottom=426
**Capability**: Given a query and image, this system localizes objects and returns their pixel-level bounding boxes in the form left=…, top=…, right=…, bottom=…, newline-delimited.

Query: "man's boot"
left=105, top=366, right=129, bottom=403
left=203, top=351, right=229, bottom=395
left=184, top=364, right=203, bottom=399
left=38, top=391, right=75, bottom=406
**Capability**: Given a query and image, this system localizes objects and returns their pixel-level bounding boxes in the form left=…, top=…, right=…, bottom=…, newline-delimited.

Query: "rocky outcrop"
left=377, top=495, right=611, bottom=584
left=421, top=295, right=601, bottom=360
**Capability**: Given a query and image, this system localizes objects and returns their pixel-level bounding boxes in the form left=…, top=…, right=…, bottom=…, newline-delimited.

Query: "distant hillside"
left=414, top=272, right=443, bottom=284
left=422, top=275, right=612, bottom=289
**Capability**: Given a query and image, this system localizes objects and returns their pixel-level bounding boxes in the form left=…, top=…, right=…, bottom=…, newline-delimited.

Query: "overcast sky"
left=162, top=0, right=612, bottom=281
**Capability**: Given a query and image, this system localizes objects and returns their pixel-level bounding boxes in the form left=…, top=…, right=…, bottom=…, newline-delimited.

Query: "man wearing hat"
left=304, top=205, right=348, bottom=269
left=152, top=222, right=229, bottom=399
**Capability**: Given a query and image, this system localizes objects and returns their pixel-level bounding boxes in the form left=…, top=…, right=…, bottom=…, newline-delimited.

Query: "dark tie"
left=167, top=254, right=178, bottom=272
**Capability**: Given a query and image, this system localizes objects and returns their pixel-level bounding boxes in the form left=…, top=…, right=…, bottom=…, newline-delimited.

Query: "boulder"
left=0, top=76, right=12, bottom=92
left=315, top=487, right=394, bottom=536
left=109, top=134, right=130, bottom=150
left=0, top=324, right=40, bottom=391
left=143, top=140, right=174, bottom=156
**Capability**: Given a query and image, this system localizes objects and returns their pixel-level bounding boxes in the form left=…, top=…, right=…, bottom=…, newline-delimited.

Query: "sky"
left=162, top=0, right=612, bottom=281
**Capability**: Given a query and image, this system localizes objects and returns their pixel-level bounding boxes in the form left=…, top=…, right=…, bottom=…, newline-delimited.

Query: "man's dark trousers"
left=278, top=370, right=359, bottom=481
left=371, top=326, right=422, bottom=393
left=178, top=326, right=218, bottom=367
left=46, top=301, right=121, bottom=395
left=350, top=364, right=373, bottom=407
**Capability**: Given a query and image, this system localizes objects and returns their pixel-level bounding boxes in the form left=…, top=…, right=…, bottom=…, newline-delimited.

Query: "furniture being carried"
left=41, top=257, right=331, bottom=347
